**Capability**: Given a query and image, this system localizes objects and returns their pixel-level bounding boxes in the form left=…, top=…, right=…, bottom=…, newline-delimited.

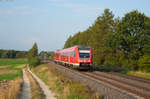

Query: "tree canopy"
left=28, top=43, right=40, bottom=67
left=64, top=9, right=150, bottom=72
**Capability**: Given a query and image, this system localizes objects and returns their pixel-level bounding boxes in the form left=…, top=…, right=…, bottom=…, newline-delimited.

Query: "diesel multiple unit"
left=53, top=45, right=93, bottom=70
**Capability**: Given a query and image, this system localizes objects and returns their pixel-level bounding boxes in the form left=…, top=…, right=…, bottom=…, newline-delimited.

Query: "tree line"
left=39, top=51, right=54, bottom=60
left=64, top=9, right=150, bottom=72
left=0, top=49, right=27, bottom=58
left=0, top=43, right=52, bottom=68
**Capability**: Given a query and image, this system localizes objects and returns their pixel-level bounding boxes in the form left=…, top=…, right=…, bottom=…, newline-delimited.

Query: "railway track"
left=109, top=72, right=150, bottom=84
left=47, top=60, right=150, bottom=99
left=84, top=72, right=150, bottom=99
left=94, top=72, right=150, bottom=91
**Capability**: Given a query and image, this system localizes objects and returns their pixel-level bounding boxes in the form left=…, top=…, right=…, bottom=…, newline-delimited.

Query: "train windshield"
left=79, top=50, right=90, bottom=59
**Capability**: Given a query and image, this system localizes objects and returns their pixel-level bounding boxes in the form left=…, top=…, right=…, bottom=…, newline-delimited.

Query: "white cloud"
left=48, top=0, right=101, bottom=13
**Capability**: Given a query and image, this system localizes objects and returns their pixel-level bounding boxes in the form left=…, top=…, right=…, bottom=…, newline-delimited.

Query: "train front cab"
left=75, top=46, right=93, bottom=70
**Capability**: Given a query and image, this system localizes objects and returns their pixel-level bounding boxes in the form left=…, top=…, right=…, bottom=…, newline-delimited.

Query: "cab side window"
left=74, top=51, right=75, bottom=57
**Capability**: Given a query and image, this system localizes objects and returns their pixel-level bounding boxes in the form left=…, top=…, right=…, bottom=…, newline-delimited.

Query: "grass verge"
left=32, top=64, right=100, bottom=99
left=94, top=65, right=150, bottom=79
left=120, top=71, right=150, bottom=79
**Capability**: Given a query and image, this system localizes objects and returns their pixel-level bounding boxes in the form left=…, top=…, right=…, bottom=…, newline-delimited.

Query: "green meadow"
left=0, top=59, right=28, bottom=81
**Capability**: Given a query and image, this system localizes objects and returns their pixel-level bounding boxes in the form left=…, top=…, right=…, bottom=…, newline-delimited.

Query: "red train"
left=53, top=45, right=93, bottom=70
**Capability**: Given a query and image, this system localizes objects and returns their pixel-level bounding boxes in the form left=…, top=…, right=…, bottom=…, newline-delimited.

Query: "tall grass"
left=0, top=78, right=23, bottom=99
left=32, top=64, right=100, bottom=99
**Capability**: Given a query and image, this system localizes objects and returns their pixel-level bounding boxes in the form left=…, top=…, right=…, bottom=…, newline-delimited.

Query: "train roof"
left=54, top=45, right=91, bottom=53
left=78, top=45, right=91, bottom=49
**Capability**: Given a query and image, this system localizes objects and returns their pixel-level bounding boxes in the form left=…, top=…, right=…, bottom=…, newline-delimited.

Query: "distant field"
left=0, top=59, right=28, bottom=81
left=0, top=59, right=27, bottom=66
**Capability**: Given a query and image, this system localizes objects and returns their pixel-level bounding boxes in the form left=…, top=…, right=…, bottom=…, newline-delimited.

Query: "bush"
left=119, top=57, right=130, bottom=69
left=104, top=54, right=120, bottom=71
left=29, top=57, right=40, bottom=67
left=138, top=55, right=150, bottom=72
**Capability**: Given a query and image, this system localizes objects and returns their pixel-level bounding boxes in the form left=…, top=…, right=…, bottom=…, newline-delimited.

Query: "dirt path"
left=27, top=67, right=56, bottom=99
left=26, top=70, right=43, bottom=99
left=20, top=69, right=32, bottom=99
left=20, top=65, right=56, bottom=99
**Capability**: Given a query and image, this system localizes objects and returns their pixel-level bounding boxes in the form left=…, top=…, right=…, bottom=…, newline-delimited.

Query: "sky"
left=0, top=0, right=150, bottom=52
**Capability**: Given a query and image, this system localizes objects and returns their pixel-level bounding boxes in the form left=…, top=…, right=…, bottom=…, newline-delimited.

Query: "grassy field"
left=94, top=65, right=150, bottom=79
left=0, top=59, right=27, bottom=66
left=119, top=70, right=150, bottom=79
left=32, top=64, right=99, bottom=99
left=0, top=59, right=27, bottom=99
left=0, top=59, right=27, bottom=81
